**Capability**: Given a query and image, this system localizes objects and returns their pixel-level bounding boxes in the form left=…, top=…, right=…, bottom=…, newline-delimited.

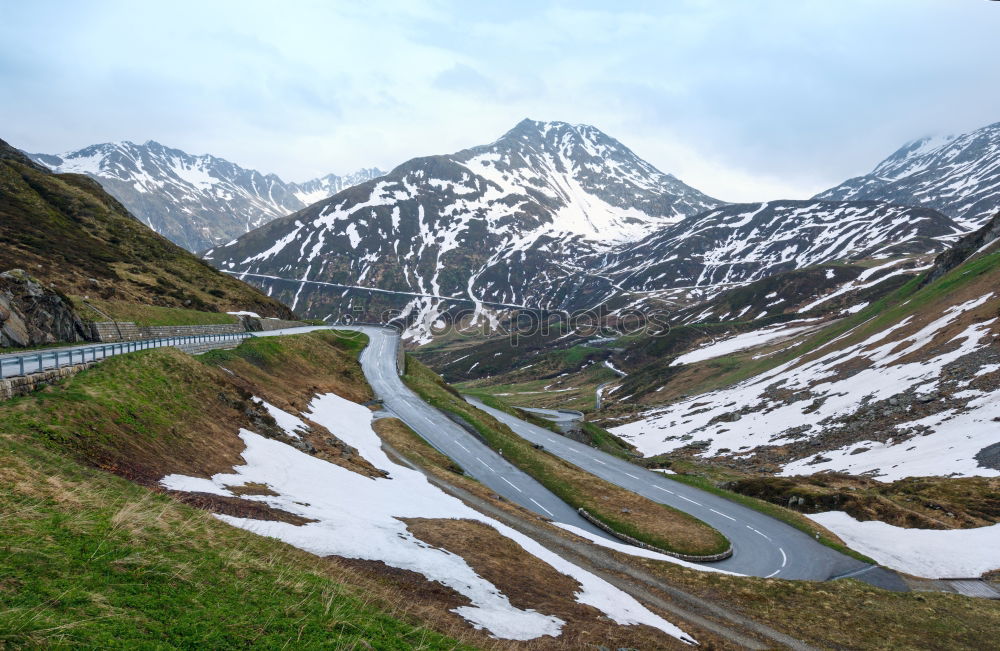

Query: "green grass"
left=0, top=436, right=467, bottom=649
left=0, top=334, right=465, bottom=649
left=404, top=357, right=729, bottom=557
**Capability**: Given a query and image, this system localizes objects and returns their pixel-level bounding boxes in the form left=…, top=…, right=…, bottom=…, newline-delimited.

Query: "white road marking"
left=779, top=547, right=787, bottom=568
left=624, top=473, right=640, bottom=479
left=500, top=477, right=523, bottom=492
left=455, top=442, right=470, bottom=453
left=530, top=498, right=555, bottom=516
left=592, top=458, right=607, bottom=465
left=546, top=438, right=555, bottom=443
left=764, top=567, right=781, bottom=578
left=653, top=486, right=675, bottom=495
left=709, top=508, right=736, bottom=521
left=678, top=495, right=702, bottom=506
left=475, top=457, right=495, bottom=472
left=747, top=525, right=772, bottom=541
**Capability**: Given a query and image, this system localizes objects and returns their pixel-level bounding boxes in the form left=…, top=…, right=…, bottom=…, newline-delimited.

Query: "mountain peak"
left=815, top=118, right=1000, bottom=230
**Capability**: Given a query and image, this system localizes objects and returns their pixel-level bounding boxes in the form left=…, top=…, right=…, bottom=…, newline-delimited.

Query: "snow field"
left=613, top=292, right=1000, bottom=482
left=161, top=392, right=694, bottom=643
left=807, top=511, right=1000, bottom=578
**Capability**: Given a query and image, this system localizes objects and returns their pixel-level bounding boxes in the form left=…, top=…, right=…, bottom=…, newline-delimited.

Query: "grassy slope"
left=0, top=140, right=293, bottom=319
left=403, top=357, right=729, bottom=557
left=0, top=332, right=465, bottom=649
left=376, top=400, right=1000, bottom=651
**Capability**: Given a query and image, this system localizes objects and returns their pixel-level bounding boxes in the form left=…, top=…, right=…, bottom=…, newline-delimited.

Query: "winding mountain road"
left=334, top=325, right=614, bottom=542
left=341, top=326, right=907, bottom=589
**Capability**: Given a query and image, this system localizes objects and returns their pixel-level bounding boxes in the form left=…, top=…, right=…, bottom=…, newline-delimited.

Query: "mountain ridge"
left=816, top=120, right=1000, bottom=230
left=27, top=140, right=385, bottom=251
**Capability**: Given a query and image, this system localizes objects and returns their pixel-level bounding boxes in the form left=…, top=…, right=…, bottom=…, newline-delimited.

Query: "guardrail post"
left=18, top=356, right=24, bottom=376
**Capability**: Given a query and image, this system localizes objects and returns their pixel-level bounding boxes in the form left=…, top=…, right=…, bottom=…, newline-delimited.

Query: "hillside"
left=600, top=200, right=960, bottom=293
left=0, top=137, right=293, bottom=322
left=29, top=140, right=384, bottom=251
left=610, top=212, right=1000, bottom=485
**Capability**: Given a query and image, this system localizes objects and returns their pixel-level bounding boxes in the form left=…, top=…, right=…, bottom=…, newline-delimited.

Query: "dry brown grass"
left=406, top=518, right=692, bottom=650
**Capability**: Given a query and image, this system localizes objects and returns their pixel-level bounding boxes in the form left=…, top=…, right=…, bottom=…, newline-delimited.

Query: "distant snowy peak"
left=291, top=169, right=386, bottom=206
left=456, top=119, right=721, bottom=242
left=29, top=141, right=383, bottom=251
left=816, top=121, right=1000, bottom=230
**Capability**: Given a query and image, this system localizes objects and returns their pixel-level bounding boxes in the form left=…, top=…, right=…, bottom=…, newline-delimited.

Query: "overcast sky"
left=3, top=0, right=999, bottom=201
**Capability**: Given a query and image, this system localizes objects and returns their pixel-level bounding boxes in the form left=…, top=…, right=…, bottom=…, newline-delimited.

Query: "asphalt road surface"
left=469, top=396, right=908, bottom=589
left=334, top=325, right=615, bottom=542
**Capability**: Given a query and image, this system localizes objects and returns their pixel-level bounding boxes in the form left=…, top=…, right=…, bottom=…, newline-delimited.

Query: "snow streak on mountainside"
left=599, top=200, right=962, bottom=293
left=206, top=119, right=723, bottom=340
left=612, top=238, right=1000, bottom=483
left=816, top=121, right=1000, bottom=231
left=29, top=141, right=384, bottom=251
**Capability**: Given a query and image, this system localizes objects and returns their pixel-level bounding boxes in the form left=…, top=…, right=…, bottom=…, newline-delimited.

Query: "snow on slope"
left=808, top=511, right=1000, bottom=578
left=601, top=200, right=961, bottom=295
left=670, top=319, right=823, bottom=366
left=206, top=119, right=723, bottom=339
left=817, top=120, right=1000, bottom=231
left=30, top=141, right=383, bottom=251
left=160, top=392, right=694, bottom=643
left=612, top=286, right=1000, bottom=482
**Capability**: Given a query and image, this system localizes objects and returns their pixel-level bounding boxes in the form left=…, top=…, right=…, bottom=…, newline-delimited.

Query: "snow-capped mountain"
left=28, top=141, right=384, bottom=251
left=599, top=200, right=962, bottom=292
left=816, top=120, right=1000, bottom=231
left=206, top=119, right=723, bottom=337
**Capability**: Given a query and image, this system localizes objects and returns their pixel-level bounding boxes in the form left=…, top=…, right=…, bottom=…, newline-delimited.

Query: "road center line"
left=500, top=477, right=523, bottom=492
left=592, top=458, right=607, bottom=465
left=624, top=472, right=640, bottom=479
left=764, top=567, right=781, bottom=578
left=678, top=495, right=702, bottom=506
left=475, top=457, right=495, bottom=472
left=709, top=508, right=736, bottom=521
left=779, top=547, right=787, bottom=568
left=653, top=485, right=674, bottom=494
left=529, top=498, right=554, bottom=516
left=455, top=442, right=470, bottom=453
left=747, top=525, right=772, bottom=541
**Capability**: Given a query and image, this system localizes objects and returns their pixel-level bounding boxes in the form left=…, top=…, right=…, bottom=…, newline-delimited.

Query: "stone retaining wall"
left=91, top=321, right=245, bottom=342
left=576, top=507, right=733, bottom=562
left=0, top=362, right=95, bottom=401
left=176, top=341, right=241, bottom=355
left=90, top=321, right=142, bottom=341
left=256, top=318, right=307, bottom=331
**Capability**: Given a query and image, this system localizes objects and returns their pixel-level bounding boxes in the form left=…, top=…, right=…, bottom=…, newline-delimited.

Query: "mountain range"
left=203, top=118, right=991, bottom=341
left=204, top=119, right=722, bottom=336
left=25, top=118, right=1000, bottom=343
left=28, top=141, right=384, bottom=251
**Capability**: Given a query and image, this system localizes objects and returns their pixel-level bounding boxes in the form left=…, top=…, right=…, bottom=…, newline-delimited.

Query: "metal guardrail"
left=0, top=332, right=255, bottom=379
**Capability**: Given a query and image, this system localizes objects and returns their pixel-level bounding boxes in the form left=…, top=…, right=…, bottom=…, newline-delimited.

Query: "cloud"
left=1, top=0, right=998, bottom=200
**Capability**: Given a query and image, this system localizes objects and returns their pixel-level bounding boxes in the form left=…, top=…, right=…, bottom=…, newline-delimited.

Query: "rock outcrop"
left=0, top=270, right=89, bottom=347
